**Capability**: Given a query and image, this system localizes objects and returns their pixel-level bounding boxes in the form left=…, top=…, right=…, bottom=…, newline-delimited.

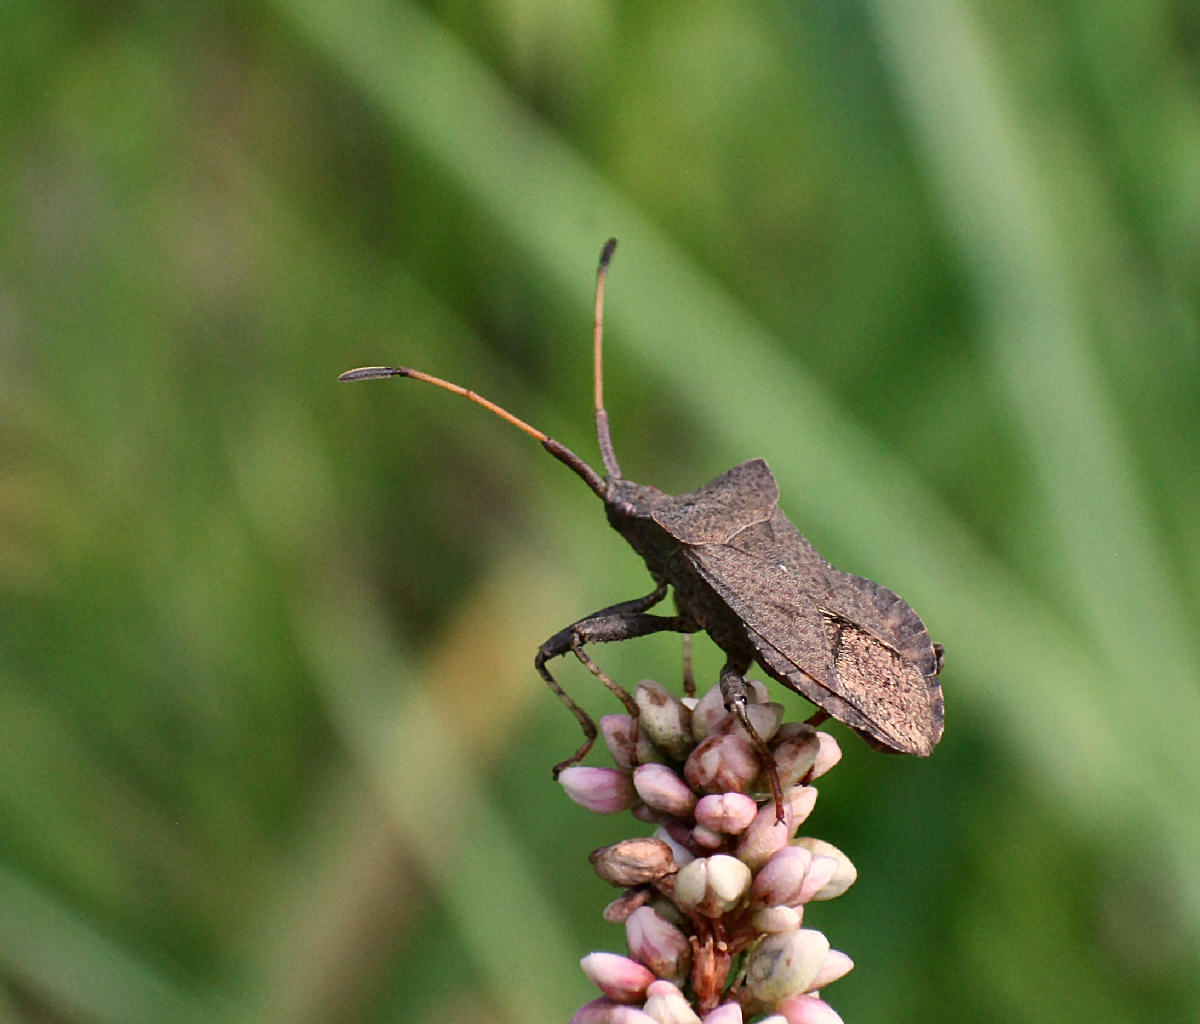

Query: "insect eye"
left=613, top=500, right=636, bottom=518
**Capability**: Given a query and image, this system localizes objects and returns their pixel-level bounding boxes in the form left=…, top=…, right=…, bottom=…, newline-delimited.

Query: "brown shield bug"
left=340, top=240, right=944, bottom=816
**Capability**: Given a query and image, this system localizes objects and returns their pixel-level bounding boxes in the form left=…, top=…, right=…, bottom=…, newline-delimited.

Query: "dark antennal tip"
left=599, top=238, right=617, bottom=269
left=338, top=366, right=406, bottom=382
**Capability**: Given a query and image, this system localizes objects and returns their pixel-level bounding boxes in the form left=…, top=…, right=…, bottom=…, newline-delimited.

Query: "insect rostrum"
left=340, top=240, right=944, bottom=812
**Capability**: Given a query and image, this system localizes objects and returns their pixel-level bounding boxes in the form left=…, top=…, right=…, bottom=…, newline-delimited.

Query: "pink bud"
left=690, top=684, right=731, bottom=741
left=694, top=793, right=759, bottom=835
left=684, top=734, right=759, bottom=794
left=561, top=766, right=638, bottom=814
left=642, top=980, right=702, bottom=1024
left=734, top=804, right=790, bottom=871
left=601, top=714, right=638, bottom=770
left=571, top=997, right=621, bottom=1024
left=580, top=952, right=656, bottom=1003
left=771, top=726, right=819, bottom=788
left=750, top=846, right=814, bottom=909
left=692, top=824, right=723, bottom=849
left=674, top=855, right=752, bottom=917
left=633, top=764, right=698, bottom=818
left=750, top=905, right=803, bottom=933
left=626, top=906, right=692, bottom=984
left=796, top=857, right=839, bottom=905
left=810, top=949, right=854, bottom=989
left=635, top=681, right=694, bottom=761
left=744, top=929, right=830, bottom=1003
left=701, top=1004, right=744, bottom=1024
left=732, top=701, right=784, bottom=745
left=810, top=733, right=842, bottom=779
left=774, top=994, right=845, bottom=1024
left=574, top=1002, right=662, bottom=1024
left=790, top=839, right=856, bottom=900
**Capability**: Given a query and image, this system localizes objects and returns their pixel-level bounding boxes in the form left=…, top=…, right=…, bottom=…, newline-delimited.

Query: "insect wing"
left=686, top=513, right=942, bottom=756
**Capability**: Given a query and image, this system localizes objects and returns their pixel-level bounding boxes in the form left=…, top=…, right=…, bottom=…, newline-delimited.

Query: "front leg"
left=535, top=582, right=698, bottom=775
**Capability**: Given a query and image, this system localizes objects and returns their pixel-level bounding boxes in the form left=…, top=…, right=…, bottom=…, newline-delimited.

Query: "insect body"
left=341, top=240, right=944, bottom=809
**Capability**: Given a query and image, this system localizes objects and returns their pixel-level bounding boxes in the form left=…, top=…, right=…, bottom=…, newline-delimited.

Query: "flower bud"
left=750, top=905, right=803, bottom=933
left=746, top=679, right=770, bottom=703
left=771, top=726, right=820, bottom=789
left=734, top=701, right=785, bottom=745
left=692, top=825, right=723, bottom=849
left=636, top=681, right=695, bottom=761
left=674, top=855, right=752, bottom=917
left=572, top=1004, right=660, bottom=1024
left=810, top=733, right=842, bottom=780
left=626, top=906, right=692, bottom=984
left=744, top=929, right=830, bottom=1002
left=741, top=786, right=819, bottom=868
left=603, top=887, right=653, bottom=923
left=689, top=683, right=732, bottom=741
left=633, top=763, right=698, bottom=818
left=750, top=847, right=814, bottom=910
left=561, top=767, right=639, bottom=814
left=571, top=998, right=621, bottom=1024
left=701, top=1004, right=743, bottom=1024
left=810, top=949, right=854, bottom=989
left=642, top=980, right=702, bottom=1024
left=590, top=838, right=678, bottom=887
left=684, top=734, right=759, bottom=794
left=580, top=952, right=656, bottom=1003
left=601, top=714, right=639, bottom=770
left=774, top=994, right=845, bottom=1024
left=790, top=839, right=856, bottom=900
left=651, top=827, right=695, bottom=869
left=694, top=793, right=759, bottom=835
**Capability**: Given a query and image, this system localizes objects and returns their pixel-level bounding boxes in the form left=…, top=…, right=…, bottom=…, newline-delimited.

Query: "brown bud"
left=590, top=838, right=678, bottom=887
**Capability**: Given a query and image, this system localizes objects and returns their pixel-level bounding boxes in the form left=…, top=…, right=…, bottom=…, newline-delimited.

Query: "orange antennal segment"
left=593, top=238, right=622, bottom=480
left=338, top=365, right=608, bottom=499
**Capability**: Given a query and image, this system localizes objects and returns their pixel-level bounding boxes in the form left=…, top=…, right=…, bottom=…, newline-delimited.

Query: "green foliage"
left=3, top=1, right=1199, bottom=1020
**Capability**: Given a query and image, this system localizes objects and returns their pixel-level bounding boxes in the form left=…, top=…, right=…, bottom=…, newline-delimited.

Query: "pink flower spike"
left=694, top=792, right=759, bottom=834
left=775, top=994, right=845, bottom=1024
left=633, top=763, right=697, bottom=818
left=580, top=952, right=656, bottom=1003
left=561, top=766, right=638, bottom=814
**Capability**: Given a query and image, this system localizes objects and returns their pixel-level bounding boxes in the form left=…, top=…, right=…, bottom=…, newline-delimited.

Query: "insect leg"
left=719, top=661, right=786, bottom=823
left=535, top=583, right=699, bottom=775
left=681, top=634, right=695, bottom=697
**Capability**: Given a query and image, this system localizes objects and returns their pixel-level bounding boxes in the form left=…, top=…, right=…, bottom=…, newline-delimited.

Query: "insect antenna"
left=593, top=238, right=623, bottom=481
left=337, top=365, right=607, bottom=499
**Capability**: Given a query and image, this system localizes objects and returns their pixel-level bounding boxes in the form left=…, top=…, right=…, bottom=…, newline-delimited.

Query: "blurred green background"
left=4, top=1, right=1200, bottom=1021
